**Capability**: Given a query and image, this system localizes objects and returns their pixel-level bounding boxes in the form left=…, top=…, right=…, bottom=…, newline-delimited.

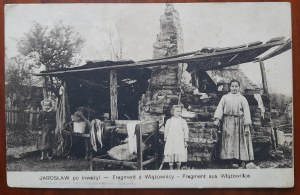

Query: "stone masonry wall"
left=139, top=4, right=183, bottom=125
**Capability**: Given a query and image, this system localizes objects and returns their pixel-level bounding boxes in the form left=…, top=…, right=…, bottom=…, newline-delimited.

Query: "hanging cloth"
left=127, top=122, right=139, bottom=154
left=90, top=119, right=104, bottom=152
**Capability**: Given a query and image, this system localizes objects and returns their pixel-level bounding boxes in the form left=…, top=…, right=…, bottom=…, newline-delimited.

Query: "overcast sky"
left=5, top=3, right=293, bottom=96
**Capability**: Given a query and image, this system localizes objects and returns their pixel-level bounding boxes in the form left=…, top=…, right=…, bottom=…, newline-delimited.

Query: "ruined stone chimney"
left=153, top=3, right=184, bottom=58
left=139, top=4, right=184, bottom=124
left=150, top=3, right=184, bottom=90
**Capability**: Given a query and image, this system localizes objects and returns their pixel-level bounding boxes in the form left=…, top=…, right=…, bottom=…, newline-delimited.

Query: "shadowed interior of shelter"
left=60, top=66, right=152, bottom=120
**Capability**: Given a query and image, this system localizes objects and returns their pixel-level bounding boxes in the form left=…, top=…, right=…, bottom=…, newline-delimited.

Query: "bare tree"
left=108, top=22, right=123, bottom=60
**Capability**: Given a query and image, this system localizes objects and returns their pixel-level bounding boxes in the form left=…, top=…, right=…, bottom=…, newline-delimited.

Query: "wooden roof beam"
left=35, top=39, right=286, bottom=76
left=255, top=39, right=292, bottom=62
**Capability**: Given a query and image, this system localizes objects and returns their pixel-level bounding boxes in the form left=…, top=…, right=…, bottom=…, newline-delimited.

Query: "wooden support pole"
left=42, top=76, right=48, bottom=99
left=193, top=67, right=199, bottom=88
left=110, top=70, right=118, bottom=121
left=177, top=63, right=184, bottom=85
left=63, top=81, right=71, bottom=122
left=154, top=121, right=159, bottom=169
left=259, top=61, right=269, bottom=94
left=29, top=107, right=34, bottom=130
left=136, top=124, right=143, bottom=170
left=89, top=157, right=93, bottom=171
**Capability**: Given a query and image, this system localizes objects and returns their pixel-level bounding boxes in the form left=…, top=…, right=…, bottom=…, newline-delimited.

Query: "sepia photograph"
left=5, top=2, right=293, bottom=188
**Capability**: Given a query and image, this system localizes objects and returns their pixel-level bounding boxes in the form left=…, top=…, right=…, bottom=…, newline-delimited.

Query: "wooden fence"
left=5, top=106, right=41, bottom=131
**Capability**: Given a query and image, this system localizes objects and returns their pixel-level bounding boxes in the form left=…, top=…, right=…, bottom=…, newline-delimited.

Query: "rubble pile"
left=248, top=94, right=273, bottom=147
left=139, top=3, right=275, bottom=163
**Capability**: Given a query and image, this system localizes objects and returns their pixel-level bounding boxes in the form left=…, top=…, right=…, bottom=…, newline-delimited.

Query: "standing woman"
left=214, top=79, right=254, bottom=167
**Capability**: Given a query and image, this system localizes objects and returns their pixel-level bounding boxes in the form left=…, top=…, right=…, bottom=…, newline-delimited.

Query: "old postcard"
left=5, top=3, right=293, bottom=188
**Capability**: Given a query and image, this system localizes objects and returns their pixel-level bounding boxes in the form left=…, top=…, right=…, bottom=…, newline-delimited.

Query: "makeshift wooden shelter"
left=36, top=4, right=292, bottom=169
left=36, top=36, right=291, bottom=165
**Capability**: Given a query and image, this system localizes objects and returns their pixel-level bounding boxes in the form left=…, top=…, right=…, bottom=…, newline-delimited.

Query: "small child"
left=37, top=99, right=56, bottom=160
left=72, top=111, right=89, bottom=134
left=164, top=105, right=189, bottom=170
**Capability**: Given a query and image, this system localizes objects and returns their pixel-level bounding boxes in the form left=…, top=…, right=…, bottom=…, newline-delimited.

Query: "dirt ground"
left=7, top=156, right=90, bottom=171
left=7, top=150, right=292, bottom=171
left=6, top=127, right=292, bottom=171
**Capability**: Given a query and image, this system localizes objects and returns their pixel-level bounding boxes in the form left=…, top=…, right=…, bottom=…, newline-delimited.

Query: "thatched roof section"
left=207, top=67, right=259, bottom=92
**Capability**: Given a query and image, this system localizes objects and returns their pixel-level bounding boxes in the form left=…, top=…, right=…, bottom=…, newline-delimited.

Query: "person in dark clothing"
left=64, top=111, right=90, bottom=159
left=37, top=99, right=56, bottom=160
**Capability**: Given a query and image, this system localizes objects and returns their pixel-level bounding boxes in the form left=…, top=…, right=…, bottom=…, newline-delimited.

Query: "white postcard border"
left=7, top=168, right=294, bottom=188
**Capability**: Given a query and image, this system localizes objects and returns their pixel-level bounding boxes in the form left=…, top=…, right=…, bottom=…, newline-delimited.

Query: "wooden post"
left=193, top=67, right=199, bottom=88
left=13, top=106, right=17, bottom=125
left=89, top=146, right=94, bottom=171
left=177, top=63, right=184, bottom=85
left=136, top=124, right=143, bottom=170
left=260, top=61, right=269, bottom=94
left=154, top=121, right=159, bottom=169
left=110, top=70, right=118, bottom=121
left=63, top=80, right=71, bottom=123
left=29, top=107, right=34, bottom=130
left=85, top=138, right=89, bottom=160
left=42, top=76, right=48, bottom=100
left=7, top=109, right=9, bottom=125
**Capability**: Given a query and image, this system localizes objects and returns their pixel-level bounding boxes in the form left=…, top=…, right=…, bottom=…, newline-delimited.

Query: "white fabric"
left=127, top=122, right=139, bottom=154
left=254, top=94, right=265, bottom=118
left=181, top=108, right=196, bottom=118
left=181, top=71, right=192, bottom=85
left=218, top=85, right=224, bottom=91
left=73, top=122, right=86, bottom=133
left=90, top=119, right=104, bottom=152
left=276, top=130, right=286, bottom=146
left=164, top=117, right=189, bottom=162
left=90, top=122, right=97, bottom=152
left=95, top=120, right=104, bottom=147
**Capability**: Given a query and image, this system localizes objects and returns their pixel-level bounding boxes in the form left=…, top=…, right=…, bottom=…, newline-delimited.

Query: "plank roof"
left=36, top=37, right=291, bottom=77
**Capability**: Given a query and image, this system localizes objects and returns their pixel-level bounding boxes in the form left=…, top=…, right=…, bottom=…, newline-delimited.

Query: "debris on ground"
left=246, top=162, right=260, bottom=169
left=7, top=146, right=39, bottom=161
left=277, top=162, right=292, bottom=168
left=270, top=150, right=284, bottom=160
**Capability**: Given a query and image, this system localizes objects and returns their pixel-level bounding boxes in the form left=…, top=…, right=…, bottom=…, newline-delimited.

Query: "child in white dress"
left=164, top=105, right=189, bottom=170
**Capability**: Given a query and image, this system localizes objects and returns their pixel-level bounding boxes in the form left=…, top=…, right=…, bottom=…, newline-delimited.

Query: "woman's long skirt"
left=220, top=115, right=254, bottom=161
